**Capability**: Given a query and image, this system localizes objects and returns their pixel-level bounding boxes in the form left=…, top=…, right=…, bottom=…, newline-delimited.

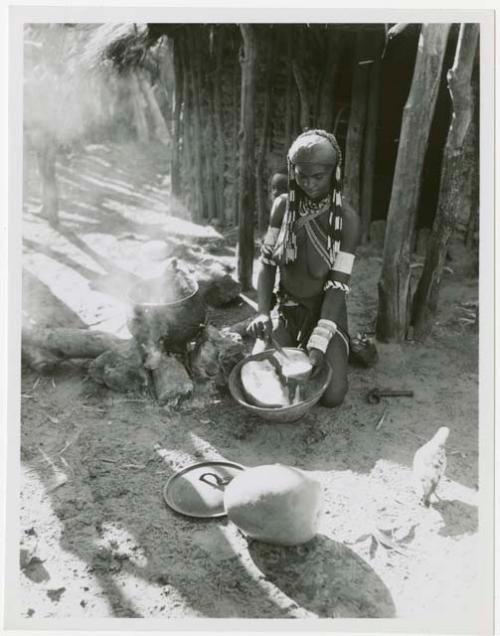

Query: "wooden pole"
left=292, top=28, right=312, bottom=132
left=256, top=31, right=273, bottom=233
left=316, top=26, right=340, bottom=131
left=34, top=130, right=59, bottom=226
left=231, top=49, right=240, bottom=226
left=292, top=60, right=312, bottom=132
left=198, top=28, right=216, bottom=223
left=137, top=70, right=170, bottom=144
left=376, top=24, right=451, bottom=342
left=188, top=28, right=205, bottom=222
left=130, top=71, right=149, bottom=143
left=465, top=56, right=479, bottom=249
left=343, top=31, right=372, bottom=213
left=153, top=40, right=174, bottom=139
left=292, top=83, right=301, bottom=139
left=464, top=118, right=479, bottom=249
left=284, top=29, right=294, bottom=148
left=360, top=27, right=385, bottom=243
left=411, top=24, right=479, bottom=338
left=237, top=24, right=258, bottom=291
left=180, top=38, right=194, bottom=206
left=22, top=327, right=125, bottom=362
left=171, top=35, right=183, bottom=197
left=213, top=27, right=227, bottom=223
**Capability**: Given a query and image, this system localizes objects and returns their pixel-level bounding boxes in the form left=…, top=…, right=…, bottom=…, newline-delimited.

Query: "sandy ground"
left=18, top=142, right=480, bottom=622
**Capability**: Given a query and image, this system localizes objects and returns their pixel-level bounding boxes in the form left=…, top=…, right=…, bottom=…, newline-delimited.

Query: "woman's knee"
left=320, top=381, right=348, bottom=408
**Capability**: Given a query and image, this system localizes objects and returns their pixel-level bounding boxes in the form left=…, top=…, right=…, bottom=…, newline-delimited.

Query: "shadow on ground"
left=248, top=534, right=396, bottom=617
left=435, top=500, right=478, bottom=538
left=19, top=140, right=479, bottom=619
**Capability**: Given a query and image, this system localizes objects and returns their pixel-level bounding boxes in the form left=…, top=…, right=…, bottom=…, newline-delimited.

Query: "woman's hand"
left=247, top=313, right=272, bottom=341
left=308, top=348, right=325, bottom=377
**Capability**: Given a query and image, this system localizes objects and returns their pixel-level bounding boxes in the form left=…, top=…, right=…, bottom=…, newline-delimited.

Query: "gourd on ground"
left=223, top=464, right=322, bottom=546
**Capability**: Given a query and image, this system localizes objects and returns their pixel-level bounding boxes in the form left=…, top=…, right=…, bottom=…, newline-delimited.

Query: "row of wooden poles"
left=29, top=23, right=479, bottom=344
left=377, top=23, right=478, bottom=341
left=167, top=24, right=389, bottom=278
left=165, top=23, right=479, bottom=341
left=166, top=24, right=387, bottom=231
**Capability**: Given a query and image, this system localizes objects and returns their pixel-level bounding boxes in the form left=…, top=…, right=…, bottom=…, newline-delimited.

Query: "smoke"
left=23, top=24, right=140, bottom=146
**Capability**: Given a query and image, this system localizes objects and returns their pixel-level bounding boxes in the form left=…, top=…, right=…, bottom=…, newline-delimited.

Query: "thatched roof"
left=80, top=23, right=151, bottom=73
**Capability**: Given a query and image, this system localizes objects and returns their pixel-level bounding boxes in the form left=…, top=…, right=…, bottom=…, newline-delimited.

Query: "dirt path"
left=19, top=142, right=480, bottom=621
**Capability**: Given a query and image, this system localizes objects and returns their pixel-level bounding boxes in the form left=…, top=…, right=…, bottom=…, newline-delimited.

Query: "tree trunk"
left=376, top=24, right=451, bottom=342
left=137, top=70, right=170, bottom=144
left=412, top=24, right=479, bottom=338
left=188, top=28, right=205, bottom=222
left=171, top=35, right=183, bottom=197
left=237, top=25, right=258, bottom=291
left=343, top=31, right=372, bottom=213
left=129, top=72, right=149, bottom=143
left=213, top=28, right=227, bottom=223
left=35, top=131, right=59, bottom=225
left=256, top=34, right=273, bottom=233
left=360, top=27, right=385, bottom=243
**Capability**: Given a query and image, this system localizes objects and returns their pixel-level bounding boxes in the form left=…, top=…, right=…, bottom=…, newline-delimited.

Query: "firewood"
left=22, top=327, right=126, bottom=373
left=190, top=325, right=244, bottom=387
left=195, top=262, right=241, bottom=307
left=221, top=317, right=253, bottom=338
left=88, top=341, right=148, bottom=394
left=152, top=355, right=193, bottom=406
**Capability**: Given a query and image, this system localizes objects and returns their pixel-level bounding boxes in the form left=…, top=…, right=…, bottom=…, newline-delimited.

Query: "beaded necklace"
left=273, top=129, right=343, bottom=268
left=299, top=195, right=331, bottom=217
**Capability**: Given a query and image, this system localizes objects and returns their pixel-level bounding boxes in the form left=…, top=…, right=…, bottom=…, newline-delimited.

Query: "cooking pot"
left=127, top=275, right=206, bottom=355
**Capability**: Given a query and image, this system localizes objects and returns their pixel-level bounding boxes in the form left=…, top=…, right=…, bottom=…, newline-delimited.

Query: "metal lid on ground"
left=163, top=460, right=246, bottom=518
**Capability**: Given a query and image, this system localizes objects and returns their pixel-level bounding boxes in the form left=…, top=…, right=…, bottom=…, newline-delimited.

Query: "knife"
left=271, top=336, right=290, bottom=360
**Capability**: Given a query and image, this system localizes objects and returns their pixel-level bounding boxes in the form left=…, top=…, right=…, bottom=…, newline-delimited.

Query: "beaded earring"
left=283, top=158, right=299, bottom=262
left=281, top=129, right=344, bottom=266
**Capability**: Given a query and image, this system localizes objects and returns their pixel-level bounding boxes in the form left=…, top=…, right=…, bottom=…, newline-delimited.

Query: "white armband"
left=307, top=321, right=338, bottom=354
left=332, top=251, right=355, bottom=275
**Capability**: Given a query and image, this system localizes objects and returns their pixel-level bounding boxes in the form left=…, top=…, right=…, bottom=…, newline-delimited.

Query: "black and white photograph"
left=3, top=6, right=495, bottom=634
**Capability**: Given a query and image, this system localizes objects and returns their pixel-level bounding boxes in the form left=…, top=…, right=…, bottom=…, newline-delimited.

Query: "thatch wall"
left=25, top=22, right=479, bottom=236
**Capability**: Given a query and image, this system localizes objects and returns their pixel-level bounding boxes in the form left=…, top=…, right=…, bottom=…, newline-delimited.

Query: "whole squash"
left=223, top=464, right=322, bottom=545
